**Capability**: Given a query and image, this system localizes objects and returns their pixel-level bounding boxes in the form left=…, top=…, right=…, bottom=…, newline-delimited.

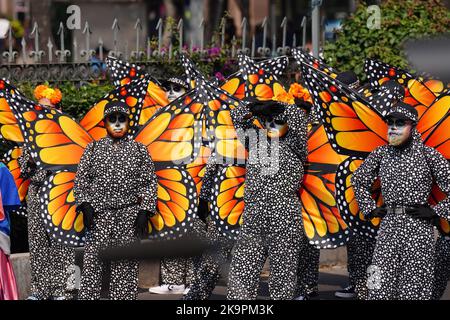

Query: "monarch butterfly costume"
left=223, top=53, right=311, bottom=300
left=73, top=101, right=158, bottom=300
left=178, top=54, right=317, bottom=300
left=1, top=75, right=202, bottom=300
left=3, top=82, right=78, bottom=300
left=18, top=147, right=77, bottom=300
left=300, top=62, right=450, bottom=300
left=0, top=76, right=157, bottom=299
left=363, top=59, right=450, bottom=300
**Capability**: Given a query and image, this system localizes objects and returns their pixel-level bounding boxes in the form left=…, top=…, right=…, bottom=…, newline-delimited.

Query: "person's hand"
left=366, top=205, right=387, bottom=219
left=135, top=210, right=153, bottom=239
left=249, top=101, right=285, bottom=118
left=197, top=199, right=210, bottom=223
left=77, top=202, right=95, bottom=230
left=407, top=204, right=437, bottom=221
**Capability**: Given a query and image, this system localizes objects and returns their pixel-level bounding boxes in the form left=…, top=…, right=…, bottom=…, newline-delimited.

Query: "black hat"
left=385, top=102, right=418, bottom=122
left=103, top=100, right=130, bottom=119
left=336, top=71, right=360, bottom=89
left=161, top=76, right=189, bottom=90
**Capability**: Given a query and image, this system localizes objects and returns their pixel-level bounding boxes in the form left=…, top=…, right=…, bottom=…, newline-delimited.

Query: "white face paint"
left=264, top=118, right=288, bottom=138
left=166, top=84, right=186, bottom=102
left=387, top=118, right=413, bottom=146
left=105, top=112, right=130, bottom=139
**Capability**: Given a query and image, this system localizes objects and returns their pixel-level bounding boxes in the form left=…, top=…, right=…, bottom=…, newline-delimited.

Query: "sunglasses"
left=386, top=118, right=411, bottom=127
left=164, top=84, right=185, bottom=92
left=107, top=114, right=128, bottom=123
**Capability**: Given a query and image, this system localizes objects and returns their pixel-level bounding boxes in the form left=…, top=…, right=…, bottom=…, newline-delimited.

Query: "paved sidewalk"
left=138, top=265, right=450, bottom=300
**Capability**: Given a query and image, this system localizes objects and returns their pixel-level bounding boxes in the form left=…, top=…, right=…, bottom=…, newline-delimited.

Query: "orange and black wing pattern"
left=364, top=58, right=447, bottom=119
left=186, top=144, right=211, bottom=195
left=220, top=57, right=288, bottom=99
left=292, top=48, right=338, bottom=78
left=238, top=54, right=290, bottom=102
left=106, top=57, right=169, bottom=125
left=334, top=157, right=382, bottom=239
left=193, top=77, right=248, bottom=165
left=301, top=62, right=388, bottom=157
left=4, top=84, right=94, bottom=246
left=300, top=63, right=388, bottom=237
left=419, top=90, right=450, bottom=236
left=209, top=165, right=246, bottom=240
left=134, top=91, right=206, bottom=238
left=3, top=146, right=29, bottom=216
left=146, top=164, right=198, bottom=239
left=40, top=171, right=85, bottom=246
left=365, top=58, right=415, bottom=90
left=0, top=79, right=24, bottom=144
left=299, top=124, right=350, bottom=248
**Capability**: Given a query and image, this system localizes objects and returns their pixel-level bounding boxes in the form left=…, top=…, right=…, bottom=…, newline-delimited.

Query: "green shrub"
left=323, top=0, right=450, bottom=80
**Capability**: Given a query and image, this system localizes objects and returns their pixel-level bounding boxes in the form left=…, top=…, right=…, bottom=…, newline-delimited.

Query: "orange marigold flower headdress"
left=34, top=84, right=63, bottom=105
left=289, top=83, right=313, bottom=104
left=272, top=91, right=295, bottom=105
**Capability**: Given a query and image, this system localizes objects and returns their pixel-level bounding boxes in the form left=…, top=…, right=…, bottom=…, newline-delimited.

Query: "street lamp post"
left=311, top=0, right=322, bottom=58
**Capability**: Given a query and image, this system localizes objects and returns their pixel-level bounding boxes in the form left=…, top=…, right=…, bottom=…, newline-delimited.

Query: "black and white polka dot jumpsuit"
left=295, top=243, right=320, bottom=297
left=184, top=158, right=234, bottom=300
left=433, top=234, right=450, bottom=299
left=73, top=136, right=157, bottom=300
left=18, top=148, right=75, bottom=299
left=227, top=103, right=309, bottom=300
left=352, top=130, right=450, bottom=300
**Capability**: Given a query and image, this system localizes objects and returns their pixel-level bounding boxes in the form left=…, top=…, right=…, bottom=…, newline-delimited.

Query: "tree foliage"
left=323, top=0, right=450, bottom=80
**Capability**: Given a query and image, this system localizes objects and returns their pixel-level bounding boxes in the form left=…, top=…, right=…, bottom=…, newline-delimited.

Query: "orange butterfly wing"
left=3, top=146, right=29, bottom=216
left=0, top=80, right=24, bottom=143
left=209, top=165, right=246, bottom=240
left=299, top=125, right=350, bottom=248
left=292, top=48, right=338, bottom=78
left=301, top=62, right=388, bottom=157
left=334, top=157, right=383, bottom=239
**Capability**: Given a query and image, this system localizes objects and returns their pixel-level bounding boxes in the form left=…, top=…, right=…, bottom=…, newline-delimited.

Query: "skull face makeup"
left=105, top=112, right=130, bottom=140
left=166, top=84, right=186, bottom=102
left=384, top=102, right=418, bottom=148
left=387, top=117, right=413, bottom=147
left=264, top=118, right=288, bottom=138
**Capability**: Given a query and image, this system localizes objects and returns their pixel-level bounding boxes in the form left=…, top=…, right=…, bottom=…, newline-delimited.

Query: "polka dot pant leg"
left=433, top=235, right=450, bottom=300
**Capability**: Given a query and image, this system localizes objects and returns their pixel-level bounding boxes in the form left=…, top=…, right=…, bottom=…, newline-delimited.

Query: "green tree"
left=323, top=0, right=450, bottom=80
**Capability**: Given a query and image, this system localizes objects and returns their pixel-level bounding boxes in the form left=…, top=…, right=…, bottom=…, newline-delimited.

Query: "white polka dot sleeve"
left=73, top=142, right=95, bottom=206
left=351, top=146, right=385, bottom=217
left=17, top=147, right=48, bottom=183
left=199, top=156, right=218, bottom=202
left=425, top=147, right=450, bottom=221
left=136, top=143, right=158, bottom=213
left=282, top=104, right=308, bottom=163
left=230, top=103, right=258, bottom=151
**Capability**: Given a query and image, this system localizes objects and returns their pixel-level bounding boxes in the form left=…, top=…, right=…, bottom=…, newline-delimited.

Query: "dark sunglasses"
left=386, top=118, right=411, bottom=127
left=164, top=84, right=184, bottom=92
left=107, top=114, right=128, bottom=123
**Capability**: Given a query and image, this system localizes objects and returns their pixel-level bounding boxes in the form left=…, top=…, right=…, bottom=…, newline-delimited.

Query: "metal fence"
left=0, top=16, right=309, bottom=83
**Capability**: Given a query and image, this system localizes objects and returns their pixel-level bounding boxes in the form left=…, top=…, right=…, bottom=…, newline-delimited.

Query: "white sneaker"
left=149, top=284, right=185, bottom=294
left=294, top=295, right=308, bottom=300
left=183, top=287, right=190, bottom=295
left=334, top=285, right=356, bottom=298
left=26, top=295, right=40, bottom=300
